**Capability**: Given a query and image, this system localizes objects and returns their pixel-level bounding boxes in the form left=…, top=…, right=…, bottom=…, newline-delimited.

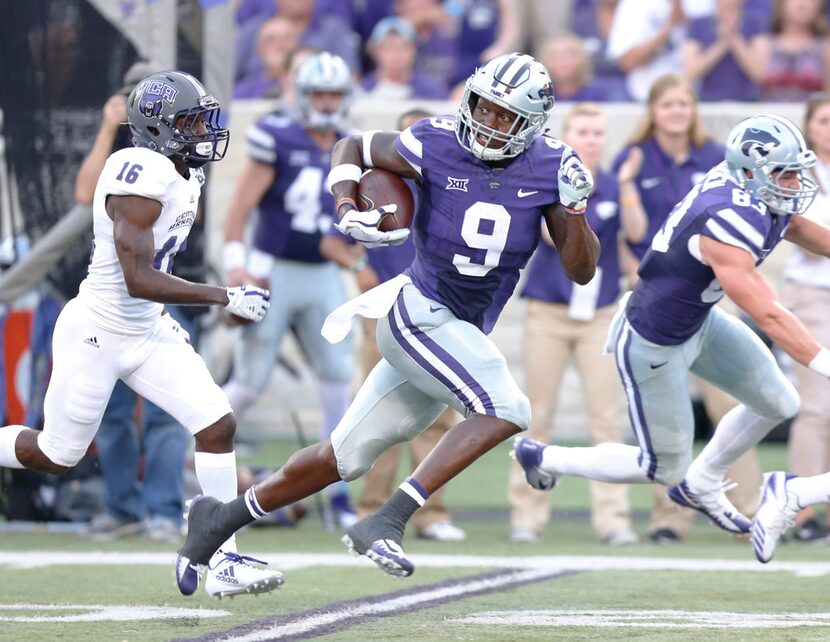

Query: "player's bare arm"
left=784, top=214, right=830, bottom=256
left=700, top=234, right=821, bottom=365
left=544, top=202, right=600, bottom=285
left=109, top=194, right=229, bottom=305
left=223, top=159, right=276, bottom=285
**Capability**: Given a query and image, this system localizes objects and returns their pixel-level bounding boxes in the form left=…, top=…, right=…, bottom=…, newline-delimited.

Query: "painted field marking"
left=175, top=568, right=577, bottom=642
left=1, top=551, right=828, bottom=577
left=0, top=604, right=229, bottom=623
left=453, top=609, right=830, bottom=629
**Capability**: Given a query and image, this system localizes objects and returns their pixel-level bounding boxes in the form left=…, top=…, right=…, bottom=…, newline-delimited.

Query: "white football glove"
left=225, top=285, right=271, bottom=323
left=558, top=151, right=594, bottom=212
left=334, top=205, right=410, bottom=249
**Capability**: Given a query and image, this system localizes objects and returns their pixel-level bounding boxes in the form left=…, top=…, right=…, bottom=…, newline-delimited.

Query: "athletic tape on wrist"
left=808, top=347, right=830, bottom=378
left=326, top=163, right=363, bottom=193
left=222, top=241, right=246, bottom=271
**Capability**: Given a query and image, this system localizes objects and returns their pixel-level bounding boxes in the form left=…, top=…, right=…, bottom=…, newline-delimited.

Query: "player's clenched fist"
left=225, top=285, right=271, bottom=322
left=558, top=151, right=594, bottom=213
left=335, top=205, right=410, bottom=248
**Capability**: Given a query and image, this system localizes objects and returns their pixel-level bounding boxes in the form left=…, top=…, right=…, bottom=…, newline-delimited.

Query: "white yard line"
left=0, top=551, right=827, bottom=576
left=453, top=610, right=830, bottom=629
left=0, top=604, right=229, bottom=623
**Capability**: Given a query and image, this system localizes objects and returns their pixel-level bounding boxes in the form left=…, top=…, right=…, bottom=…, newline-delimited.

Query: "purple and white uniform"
left=228, top=114, right=354, bottom=411
left=609, top=163, right=800, bottom=483
left=330, top=116, right=570, bottom=480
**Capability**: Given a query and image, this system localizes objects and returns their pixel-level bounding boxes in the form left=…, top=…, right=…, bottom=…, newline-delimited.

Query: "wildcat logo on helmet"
left=739, top=127, right=778, bottom=158
left=135, top=80, right=179, bottom=104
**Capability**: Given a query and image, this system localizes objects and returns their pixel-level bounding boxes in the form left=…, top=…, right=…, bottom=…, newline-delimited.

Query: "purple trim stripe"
left=390, top=293, right=495, bottom=416
left=616, top=323, right=657, bottom=480
left=404, top=476, right=430, bottom=503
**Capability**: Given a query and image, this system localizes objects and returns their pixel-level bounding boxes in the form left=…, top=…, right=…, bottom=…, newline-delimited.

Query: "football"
left=357, top=168, right=415, bottom=232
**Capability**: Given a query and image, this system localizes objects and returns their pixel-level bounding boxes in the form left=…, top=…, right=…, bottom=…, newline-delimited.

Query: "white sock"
left=788, top=472, right=830, bottom=508
left=542, top=443, right=650, bottom=483
left=686, top=405, right=777, bottom=487
left=318, top=380, right=352, bottom=500
left=0, top=425, right=28, bottom=469
left=194, top=450, right=238, bottom=554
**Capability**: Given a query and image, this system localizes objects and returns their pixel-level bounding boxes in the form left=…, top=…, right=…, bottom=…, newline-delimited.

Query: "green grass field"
left=2, top=439, right=829, bottom=641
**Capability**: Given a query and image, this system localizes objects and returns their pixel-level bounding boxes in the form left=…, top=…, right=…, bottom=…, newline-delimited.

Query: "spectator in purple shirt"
left=508, top=102, right=646, bottom=546
left=452, top=0, right=520, bottom=85
left=235, top=0, right=360, bottom=82
left=394, top=0, right=461, bottom=91
left=234, top=15, right=301, bottom=99
left=362, top=17, right=449, bottom=99
left=541, top=35, right=630, bottom=102
left=682, top=0, right=767, bottom=101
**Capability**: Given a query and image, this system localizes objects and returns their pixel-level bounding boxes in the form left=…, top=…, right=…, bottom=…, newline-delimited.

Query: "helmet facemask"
left=293, top=52, right=353, bottom=131
left=168, top=96, right=229, bottom=167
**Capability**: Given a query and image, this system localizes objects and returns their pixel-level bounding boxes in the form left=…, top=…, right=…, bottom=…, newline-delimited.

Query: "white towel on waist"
left=321, top=274, right=412, bottom=344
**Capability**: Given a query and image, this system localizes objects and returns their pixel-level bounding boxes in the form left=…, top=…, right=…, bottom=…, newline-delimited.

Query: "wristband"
left=620, top=195, right=641, bottom=207
left=362, top=130, right=379, bottom=168
left=222, top=241, right=246, bottom=271
left=349, top=255, right=369, bottom=273
left=336, top=196, right=358, bottom=213
left=327, top=163, right=363, bottom=193
left=564, top=206, right=586, bottom=216
left=808, top=347, right=830, bottom=378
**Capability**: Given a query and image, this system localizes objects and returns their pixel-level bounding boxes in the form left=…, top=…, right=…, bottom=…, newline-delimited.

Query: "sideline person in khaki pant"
left=508, top=103, right=646, bottom=545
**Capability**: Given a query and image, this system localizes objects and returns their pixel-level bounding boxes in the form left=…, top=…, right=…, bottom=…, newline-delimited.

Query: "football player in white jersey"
left=0, top=70, right=282, bottom=598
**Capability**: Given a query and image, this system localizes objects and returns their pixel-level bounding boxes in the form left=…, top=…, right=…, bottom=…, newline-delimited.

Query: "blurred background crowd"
left=0, top=0, right=829, bottom=552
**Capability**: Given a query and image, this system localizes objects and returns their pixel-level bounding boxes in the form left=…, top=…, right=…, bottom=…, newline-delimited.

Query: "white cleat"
left=204, top=551, right=285, bottom=598
left=753, top=472, right=799, bottom=564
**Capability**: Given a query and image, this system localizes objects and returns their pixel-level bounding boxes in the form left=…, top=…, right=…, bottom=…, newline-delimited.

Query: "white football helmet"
left=294, top=52, right=353, bottom=130
left=724, top=114, right=817, bottom=215
left=455, top=52, right=555, bottom=161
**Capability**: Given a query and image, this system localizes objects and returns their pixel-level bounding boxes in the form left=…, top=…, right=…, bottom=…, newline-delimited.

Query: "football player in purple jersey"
left=174, top=52, right=599, bottom=580
left=513, top=113, right=830, bottom=545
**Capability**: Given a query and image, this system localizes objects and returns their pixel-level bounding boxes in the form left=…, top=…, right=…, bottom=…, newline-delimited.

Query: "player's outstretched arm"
left=544, top=203, right=600, bottom=285
left=701, top=235, right=823, bottom=368
left=110, top=194, right=232, bottom=306
left=784, top=214, right=830, bottom=257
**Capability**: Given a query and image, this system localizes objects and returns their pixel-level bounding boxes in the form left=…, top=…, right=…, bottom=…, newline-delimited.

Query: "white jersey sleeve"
left=78, top=147, right=203, bottom=335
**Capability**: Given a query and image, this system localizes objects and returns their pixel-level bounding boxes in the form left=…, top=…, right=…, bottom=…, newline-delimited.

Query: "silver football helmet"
left=294, top=52, right=353, bottom=130
left=127, top=70, right=229, bottom=167
left=724, top=114, right=817, bottom=215
left=456, top=52, right=555, bottom=161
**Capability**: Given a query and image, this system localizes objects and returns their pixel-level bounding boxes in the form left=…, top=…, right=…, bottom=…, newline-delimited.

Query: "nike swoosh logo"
left=649, top=361, right=668, bottom=370
left=641, top=177, right=662, bottom=189
left=517, top=189, right=538, bottom=198
left=429, top=306, right=442, bottom=313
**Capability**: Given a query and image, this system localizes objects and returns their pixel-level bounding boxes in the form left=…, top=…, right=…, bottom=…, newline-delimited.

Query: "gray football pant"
left=613, top=305, right=800, bottom=484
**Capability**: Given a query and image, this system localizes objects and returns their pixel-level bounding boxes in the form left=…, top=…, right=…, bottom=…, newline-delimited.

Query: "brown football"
left=357, top=168, right=415, bottom=232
